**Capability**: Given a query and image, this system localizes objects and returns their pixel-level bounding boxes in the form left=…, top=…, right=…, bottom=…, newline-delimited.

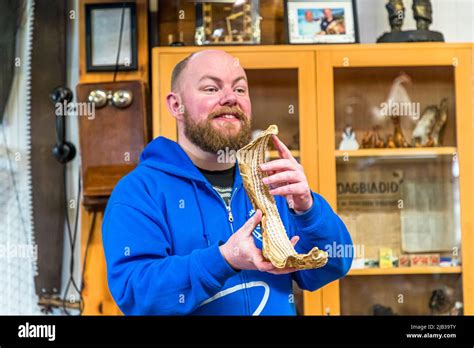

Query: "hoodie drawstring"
left=191, top=181, right=211, bottom=247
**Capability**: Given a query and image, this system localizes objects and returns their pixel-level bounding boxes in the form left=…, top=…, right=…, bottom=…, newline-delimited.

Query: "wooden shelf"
left=267, top=150, right=300, bottom=159
left=335, top=147, right=457, bottom=158
left=348, top=266, right=462, bottom=276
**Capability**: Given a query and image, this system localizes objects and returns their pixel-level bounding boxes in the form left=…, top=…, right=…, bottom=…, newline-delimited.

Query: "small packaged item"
left=351, top=258, right=365, bottom=269
left=399, top=254, right=411, bottom=267
left=379, top=248, right=393, bottom=268
left=410, top=254, right=430, bottom=266
left=429, top=254, right=440, bottom=266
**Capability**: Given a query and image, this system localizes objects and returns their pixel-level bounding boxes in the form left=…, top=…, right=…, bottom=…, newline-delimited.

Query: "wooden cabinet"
left=315, top=44, right=473, bottom=315
left=152, top=43, right=473, bottom=315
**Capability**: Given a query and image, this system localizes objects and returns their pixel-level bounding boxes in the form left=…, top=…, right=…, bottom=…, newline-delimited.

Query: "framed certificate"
left=85, top=3, right=138, bottom=71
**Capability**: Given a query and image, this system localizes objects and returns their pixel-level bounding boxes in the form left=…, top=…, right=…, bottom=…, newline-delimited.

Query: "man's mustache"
left=208, top=107, right=247, bottom=121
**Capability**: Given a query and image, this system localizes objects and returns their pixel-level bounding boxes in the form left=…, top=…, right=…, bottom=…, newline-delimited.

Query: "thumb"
left=290, top=235, right=300, bottom=248
left=242, top=209, right=262, bottom=236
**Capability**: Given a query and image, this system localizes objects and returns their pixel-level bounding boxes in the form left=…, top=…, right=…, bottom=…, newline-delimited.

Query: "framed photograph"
left=85, top=3, right=138, bottom=72
left=284, top=0, right=359, bottom=44
left=195, top=0, right=261, bottom=46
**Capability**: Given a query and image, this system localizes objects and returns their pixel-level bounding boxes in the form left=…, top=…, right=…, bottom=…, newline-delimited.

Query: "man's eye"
left=204, top=87, right=218, bottom=92
left=235, top=87, right=246, bottom=94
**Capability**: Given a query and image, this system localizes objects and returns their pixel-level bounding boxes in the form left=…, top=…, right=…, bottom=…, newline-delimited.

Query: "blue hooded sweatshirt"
left=102, top=136, right=353, bottom=315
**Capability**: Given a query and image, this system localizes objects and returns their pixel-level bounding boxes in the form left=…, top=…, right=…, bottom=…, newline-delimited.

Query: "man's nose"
left=219, top=88, right=237, bottom=106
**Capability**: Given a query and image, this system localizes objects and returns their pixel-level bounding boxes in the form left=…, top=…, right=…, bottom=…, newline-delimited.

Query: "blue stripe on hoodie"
left=102, top=136, right=353, bottom=315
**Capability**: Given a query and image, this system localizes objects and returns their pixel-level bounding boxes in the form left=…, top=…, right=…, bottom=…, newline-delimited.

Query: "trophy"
left=195, top=0, right=261, bottom=45
left=377, top=0, right=444, bottom=42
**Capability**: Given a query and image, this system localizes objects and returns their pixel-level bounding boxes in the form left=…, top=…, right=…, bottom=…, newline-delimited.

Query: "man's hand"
left=219, top=210, right=299, bottom=274
left=260, top=135, right=313, bottom=213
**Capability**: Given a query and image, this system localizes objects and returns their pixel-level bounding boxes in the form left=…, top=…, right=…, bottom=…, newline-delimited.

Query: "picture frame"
left=85, top=3, right=138, bottom=72
left=195, top=0, right=261, bottom=46
left=284, top=0, right=359, bottom=44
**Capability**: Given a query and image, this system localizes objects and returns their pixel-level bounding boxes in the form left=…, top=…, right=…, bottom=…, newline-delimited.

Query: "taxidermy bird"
left=431, top=98, right=448, bottom=146
left=338, top=125, right=359, bottom=150
left=412, top=98, right=447, bottom=147
left=372, top=72, right=415, bottom=147
left=412, top=105, right=438, bottom=147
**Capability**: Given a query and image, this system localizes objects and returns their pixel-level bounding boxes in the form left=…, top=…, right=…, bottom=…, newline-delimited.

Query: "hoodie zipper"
left=207, top=185, right=251, bottom=315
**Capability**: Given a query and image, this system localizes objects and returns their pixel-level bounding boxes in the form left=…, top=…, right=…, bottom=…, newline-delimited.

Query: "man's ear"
left=166, top=92, right=185, bottom=121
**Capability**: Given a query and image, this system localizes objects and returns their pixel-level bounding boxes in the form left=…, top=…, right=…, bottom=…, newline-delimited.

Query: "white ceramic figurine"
left=339, top=126, right=359, bottom=150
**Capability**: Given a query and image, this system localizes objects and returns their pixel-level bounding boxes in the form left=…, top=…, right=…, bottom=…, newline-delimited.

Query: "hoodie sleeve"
left=283, top=192, right=353, bottom=291
left=102, top=202, right=238, bottom=315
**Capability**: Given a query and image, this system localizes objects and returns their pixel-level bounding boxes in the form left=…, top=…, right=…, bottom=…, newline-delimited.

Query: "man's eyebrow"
left=198, top=75, right=222, bottom=84
left=198, top=75, right=247, bottom=85
left=232, top=76, right=247, bottom=85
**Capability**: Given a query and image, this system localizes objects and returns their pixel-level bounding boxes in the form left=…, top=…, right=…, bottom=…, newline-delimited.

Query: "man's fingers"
left=242, top=209, right=262, bottom=235
left=262, top=170, right=304, bottom=186
left=255, top=260, right=276, bottom=272
left=290, top=235, right=300, bottom=248
left=271, top=135, right=296, bottom=163
left=267, top=267, right=298, bottom=275
left=251, top=250, right=276, bottom=272
left=260, top=159, right=298, bottom=173
left=269, top=182, right=309, bottom=197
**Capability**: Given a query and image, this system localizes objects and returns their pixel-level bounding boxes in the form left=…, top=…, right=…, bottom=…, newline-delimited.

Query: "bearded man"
left=102, top=50, right=353, bottom=315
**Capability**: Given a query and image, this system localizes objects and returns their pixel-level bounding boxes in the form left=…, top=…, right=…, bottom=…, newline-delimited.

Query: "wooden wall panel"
left=31, top=0, right=67, bottom=297
left=78, top=0, right=149, bottom=315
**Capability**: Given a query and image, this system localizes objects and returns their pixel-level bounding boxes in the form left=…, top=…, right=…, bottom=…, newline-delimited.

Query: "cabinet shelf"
left=267, top=150, right=300, bottom=159
left=348, top=266, right=462, bottom=276
left=335, top=147, right=457, bottom=159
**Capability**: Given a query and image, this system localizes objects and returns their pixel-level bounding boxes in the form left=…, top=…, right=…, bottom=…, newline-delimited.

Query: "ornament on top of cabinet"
left=195, top=0, right=261, bottom=46
left=386, top=0, right=405, bottom=33
left=338, top=125, right=359, bottom=150
left=377, top=0, right=444, bottom=42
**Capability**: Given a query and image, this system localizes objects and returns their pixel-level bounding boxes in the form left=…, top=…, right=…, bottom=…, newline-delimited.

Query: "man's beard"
left=183, top=106, right=252, bottom=154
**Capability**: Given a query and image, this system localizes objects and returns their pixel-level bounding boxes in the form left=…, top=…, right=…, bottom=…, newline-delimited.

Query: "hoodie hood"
left=139, top=136, right=242, bottom=188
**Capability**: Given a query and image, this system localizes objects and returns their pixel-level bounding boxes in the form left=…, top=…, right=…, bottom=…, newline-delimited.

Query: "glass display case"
left=152, top=44, right=472, bottom=316
left=316, top=44, right=473, bottom=316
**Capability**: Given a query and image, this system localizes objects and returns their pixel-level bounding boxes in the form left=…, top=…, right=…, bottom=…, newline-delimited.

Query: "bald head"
left=171, top=50, right=244, bottom=92
left=166, top=49, right=252, bottom=156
